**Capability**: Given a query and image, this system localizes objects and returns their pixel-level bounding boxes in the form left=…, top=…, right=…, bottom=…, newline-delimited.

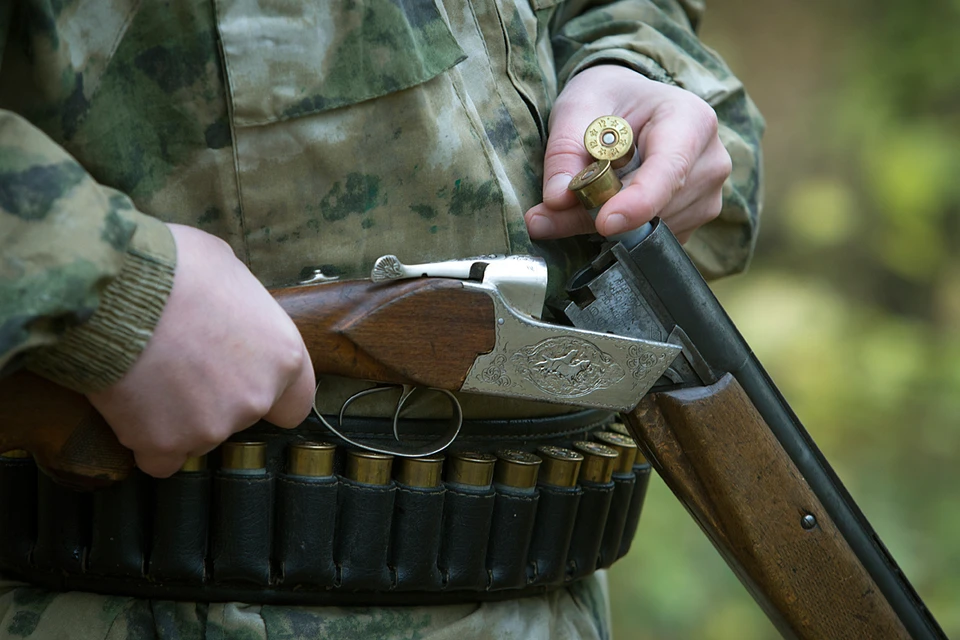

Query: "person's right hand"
left=87, top=224, right=316, bottom=478
left=524, top=65, right=731, bottom=243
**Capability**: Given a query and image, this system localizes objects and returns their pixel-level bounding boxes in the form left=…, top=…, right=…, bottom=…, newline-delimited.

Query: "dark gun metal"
left=558, top=218, right=946, bottom=639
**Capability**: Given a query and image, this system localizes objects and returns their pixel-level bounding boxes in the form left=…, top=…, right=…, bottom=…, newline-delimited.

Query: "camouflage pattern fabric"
left=0, top=0, right=764, bottom=637
left=0, top=573, right=611, bottom=640
left=0, top=0, right=763, bottom=395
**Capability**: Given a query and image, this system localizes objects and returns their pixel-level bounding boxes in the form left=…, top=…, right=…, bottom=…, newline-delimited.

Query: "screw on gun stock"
left=801, top=514, right=818, bottom=530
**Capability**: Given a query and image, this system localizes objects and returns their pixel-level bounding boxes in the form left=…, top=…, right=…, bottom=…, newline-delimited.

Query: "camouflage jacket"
left=0, top=1, right=762, bottom=638
left=0, top=0, right=763, bottom=396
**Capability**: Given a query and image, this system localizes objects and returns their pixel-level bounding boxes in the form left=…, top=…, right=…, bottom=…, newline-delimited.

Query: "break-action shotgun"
left=0, top=111, right=947, bottom=638
left=0, top=224, right=947, bottom=638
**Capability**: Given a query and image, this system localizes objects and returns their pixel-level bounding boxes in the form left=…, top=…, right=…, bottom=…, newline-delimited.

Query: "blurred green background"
left=608, top=0, right=960, bottom=637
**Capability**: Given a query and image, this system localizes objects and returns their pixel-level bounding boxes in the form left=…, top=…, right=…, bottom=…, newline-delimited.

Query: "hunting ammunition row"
left=0, top=423, right=655, bottom=595
left=205, top=422, right=646, bottom=489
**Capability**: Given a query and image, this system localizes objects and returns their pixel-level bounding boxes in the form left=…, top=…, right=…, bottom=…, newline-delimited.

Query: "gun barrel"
left=562, top=219, right=946, bottom=639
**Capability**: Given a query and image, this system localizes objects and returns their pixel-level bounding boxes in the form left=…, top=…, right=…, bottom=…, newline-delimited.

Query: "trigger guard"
left=312, top=382, right=463, bottom=458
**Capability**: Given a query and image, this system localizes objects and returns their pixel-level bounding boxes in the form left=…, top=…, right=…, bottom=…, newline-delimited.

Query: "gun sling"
left=0, top=409, right=652, bottom=605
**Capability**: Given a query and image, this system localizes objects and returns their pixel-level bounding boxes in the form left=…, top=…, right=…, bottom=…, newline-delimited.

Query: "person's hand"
left=524, top=65, right=732, bottom=243
left=87, top=224, right=316, bottom=478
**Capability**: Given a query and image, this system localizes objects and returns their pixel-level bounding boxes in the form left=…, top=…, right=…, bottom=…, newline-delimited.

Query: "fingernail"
left=603, top=213, right=628, bottom=236
left=526, top=213, right=556, bottom=238
left=544, top=173, right=572, bottom=202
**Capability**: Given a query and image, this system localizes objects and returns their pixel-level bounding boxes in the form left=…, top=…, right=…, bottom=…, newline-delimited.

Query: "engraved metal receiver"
left=370, top=254, right=681, bottom=411
left=312, top=254, right=680, bottom=458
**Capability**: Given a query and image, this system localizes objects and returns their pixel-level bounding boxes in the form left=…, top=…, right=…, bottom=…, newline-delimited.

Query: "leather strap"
left=0, top=411, right=653, bottom=605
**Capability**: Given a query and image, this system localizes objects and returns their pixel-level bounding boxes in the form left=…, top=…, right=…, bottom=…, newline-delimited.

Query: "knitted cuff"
left=566, top=50, right=678, bottom=88
left=28, top=213, right=176, bottom=393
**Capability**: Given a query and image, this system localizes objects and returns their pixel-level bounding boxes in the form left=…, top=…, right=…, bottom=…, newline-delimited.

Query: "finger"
left=135, top=451, right=186, bottom=479
left=524, top=202, right=596, bottom=240
left=596, top=107, right=714, bottom=236
left=660, top=191, right=724, bottom=242
left=660, top=136, right=730, bottom=212
left=263, top=342, right=316, bottom=429
left=637, top=137, right=727, bottom=222
left=634, top=158, right=705, bottom=220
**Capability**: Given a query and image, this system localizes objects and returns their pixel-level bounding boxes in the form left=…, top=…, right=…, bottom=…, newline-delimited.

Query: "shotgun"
left=0, top=226, right=946, bottom=637
left=0, top=116, right=947, bottom=638
left=0, top=254, right=681, bottom=485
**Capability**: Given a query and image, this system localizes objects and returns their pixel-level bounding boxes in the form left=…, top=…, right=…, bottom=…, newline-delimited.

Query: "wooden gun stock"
left=623, top=374, right=908, bottom=639
left=0, top=278, right=496, bottom=488
left=0, top=372, right=133, bottom=488
left=274, top=277, right=495, bottom=388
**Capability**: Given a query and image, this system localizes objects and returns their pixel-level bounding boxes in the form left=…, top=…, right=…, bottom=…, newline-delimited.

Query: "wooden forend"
left=622, top=373, right=908, bottom=640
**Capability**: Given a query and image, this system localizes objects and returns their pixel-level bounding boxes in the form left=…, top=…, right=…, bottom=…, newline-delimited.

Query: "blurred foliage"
left=609, top=0, right=960, bottom=637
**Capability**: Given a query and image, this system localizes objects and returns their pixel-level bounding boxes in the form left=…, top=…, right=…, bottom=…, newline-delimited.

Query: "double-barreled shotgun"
left=0, top=117, right=946, bottom=639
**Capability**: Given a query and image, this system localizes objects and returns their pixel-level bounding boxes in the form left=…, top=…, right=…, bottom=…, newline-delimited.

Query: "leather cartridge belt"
left=0, top=410, right=652, bottom=605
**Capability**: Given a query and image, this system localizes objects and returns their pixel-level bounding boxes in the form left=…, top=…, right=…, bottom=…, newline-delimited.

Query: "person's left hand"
left=524, top=65, right=732, bottom=243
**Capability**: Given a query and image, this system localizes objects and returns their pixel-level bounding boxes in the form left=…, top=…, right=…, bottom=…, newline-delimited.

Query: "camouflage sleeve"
left=0, top=109, right=176, bottom=393
left=551, top=0, right=765, bottom=279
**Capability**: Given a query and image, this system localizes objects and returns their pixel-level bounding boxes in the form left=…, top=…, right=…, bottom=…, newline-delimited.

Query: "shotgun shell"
left=573, top=441, right=619, bottom=484
left=583, top=115, right=634, bottom=165
left=606, top=422, right=648, bottom=464
left=494, top=449, right=542, bottom=489
left=396, top=454, right=445, bottom=488
left=221, top=442, right=266, bottom=472
left=288, top=442, right=336, bottom=478
left=536, top=445, right=584, bottom=489
left=608, top=421, right=630, bottom=437
left=447, top=451, right=496, bottom=488
left=569, top=160, right=621, bottom=210
left=611, top=145, right=641, bottom=173
left=345, top=450, right=393, bottom=485
left=180, top=455, right=207, bottom=472
left=0, top=450, right=30, bottom=459
left=594, top=431, right=639, bottom=474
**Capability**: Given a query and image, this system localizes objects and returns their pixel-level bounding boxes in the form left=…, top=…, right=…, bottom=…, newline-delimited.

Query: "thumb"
left=540, top=102, right=601, bottom=210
